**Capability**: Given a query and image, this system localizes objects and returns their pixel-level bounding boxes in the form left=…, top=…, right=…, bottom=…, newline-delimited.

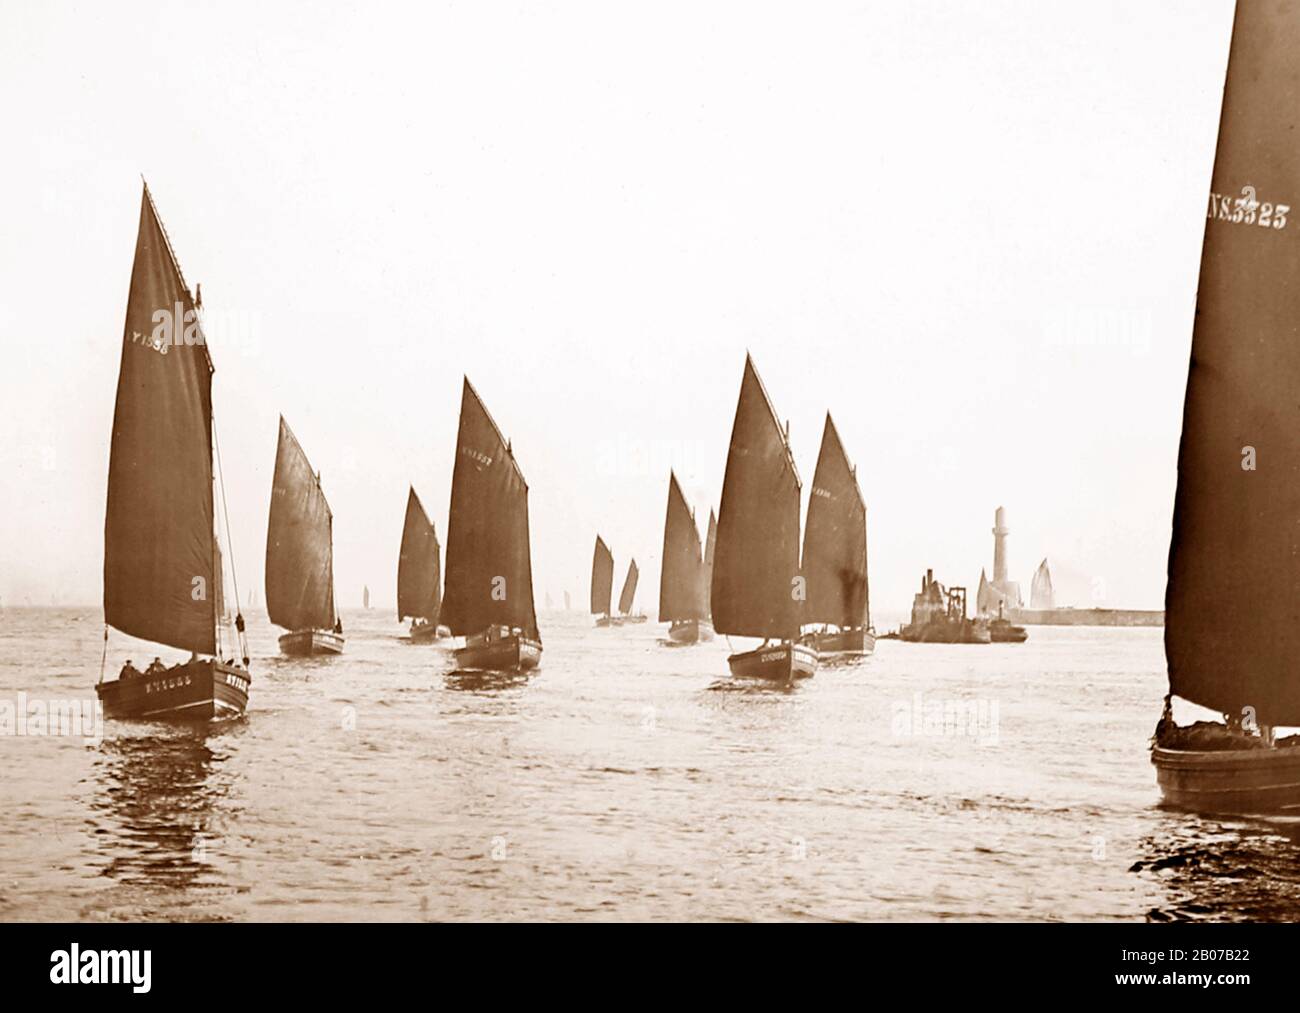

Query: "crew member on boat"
left=119, top=660, right=140, bottom=681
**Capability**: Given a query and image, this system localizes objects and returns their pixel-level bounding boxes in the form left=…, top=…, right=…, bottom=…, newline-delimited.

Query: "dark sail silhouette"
left=440, top=378, right=540, bottom=645
left=104, top=187, right=218, bottom=655
left=98, top=182, right=250, bottom=718
left=618, top=560, right=639, bottom=616
left=397, top=486, right=441, bottom=623
left=659, top=473, right=705, bottom=622
left=703, top=509, right=717, bottom=618
left=1154, top=1, right=1300, bottom=813
left=265, top=416, right=337, bottom=639
left=590, top=536, right=614, bottom=616
left=801, top=414, right=869, bottom=630
left=712, top=356, right=803, bottom=641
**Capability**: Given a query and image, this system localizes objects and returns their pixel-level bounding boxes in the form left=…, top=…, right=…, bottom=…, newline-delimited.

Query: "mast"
left=800, top=413, right=869, bottom=630
left=439, top=377, right=540, bottom=640
left=618, top=560, right=639, bottom=616
left=659, top=472, right=705, bottom=622
left=590, top=536, right=613, bottom=616
left=711, top=355, right=803, bottom=640
left=1166, top=1, right=1300, bottom=723
left=104, top=183, right=218, bottom=655
left=265, top=417, right=336, bottom=632
left=397, top=486, right=441, bottom=623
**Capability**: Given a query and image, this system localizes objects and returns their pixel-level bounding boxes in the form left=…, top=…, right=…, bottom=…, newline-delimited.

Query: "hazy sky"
left=0, top=0, right=1235, bottom=618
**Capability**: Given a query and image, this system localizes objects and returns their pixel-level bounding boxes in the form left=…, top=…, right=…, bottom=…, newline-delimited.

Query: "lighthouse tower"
left=993, top=506, right=1010, bottom=585
left=978, top=506, right=1023, bottom=615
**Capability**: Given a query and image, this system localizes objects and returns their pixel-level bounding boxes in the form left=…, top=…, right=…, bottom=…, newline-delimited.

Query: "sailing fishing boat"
left=712, top=355, right=816, bottom=680
left=703, top=509, right=717, bottom=623
left=398, top=486, right=443, bottom=643
left=799, top=414, right=875, bottom=656
left=265, top=417, right=343, bottom=655
left=617, top=560, right=647, bottom=623
left=590, top=535, right=616, bottom=627
left=96, top=182, right=251, bottom=719
left=659, top=472, right=713, bottom=643
left=1152, top=0, right=1300, bottom=813
left=440, top=378, right=542, bottom=671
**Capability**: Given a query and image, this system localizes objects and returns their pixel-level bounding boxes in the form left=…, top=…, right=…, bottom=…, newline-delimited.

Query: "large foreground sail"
left=441, top=377, right=540, bottom=660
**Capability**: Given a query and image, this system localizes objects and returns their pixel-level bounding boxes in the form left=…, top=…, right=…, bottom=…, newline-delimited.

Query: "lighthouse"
left=993, top=506, right=1010, bottom=585
left=978, top=506, right=1023, bottom=615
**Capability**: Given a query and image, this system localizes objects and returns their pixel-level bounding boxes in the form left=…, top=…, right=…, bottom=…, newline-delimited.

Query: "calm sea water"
left=2, top=606, right=1298, bottom=922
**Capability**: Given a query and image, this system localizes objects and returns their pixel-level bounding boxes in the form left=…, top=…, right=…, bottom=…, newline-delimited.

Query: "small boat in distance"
left=1152, top=1, right=1300, bottom=813
left=617, top=560, right=647, bottom=623
left=988, top=601, right=1027, bottom=643
left=440, top=378, right=542, bottom=672
left=712, top=355, right=816, bottom=680
left=799, top=413, right=875, bottom=657
left=659, top=471, right=713, bottom=644
left=363, top=584, right=371, bottom=609
left=590, top=535, right=616, bottom=627
left=97, top=182, right=251, bottom=719
left=265, top=417, right=344, bottom=655
left=398, top=486, right=444, bottom=643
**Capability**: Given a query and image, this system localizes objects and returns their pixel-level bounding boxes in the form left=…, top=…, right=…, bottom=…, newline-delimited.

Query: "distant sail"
left=564, top=590, right=572, bottom=611
left=397, top=486, right=441, bottom=623
left=1029, top=558, right=1054, bottom=610
left=659, top=472, right=705, bottom=622
left=800, top=413, right=868, bottom=629
left=703, top=509, right=717, bottom=618
left=265, top=417, right=336, bottom=632
left=103, top=185, right=218, bottom=655
left=618, top=559, right=639, bottom=616
left=711, top=355, right=802, bottom=639
left=363, top=584, right=371, bottom=609
left=590, top=535, right=614, bottom=615
left=1166, top=1, right=1300, bottom=723
left=440, top=378, right=539, bottom=640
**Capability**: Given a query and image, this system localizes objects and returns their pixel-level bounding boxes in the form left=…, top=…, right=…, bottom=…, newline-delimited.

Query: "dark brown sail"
left=440, top=378, right=540, bottom=640
left=590, top=535, right=613, bottom=615
left=397, top=486, right=441, bottom=623
left=711, top=355, right=802, bottom=640
left=1166, top=1, right=1300, bottom=724
left=618, top=560, right=639, bottom=616
left=103, top=184, right=217, bottom=655
left=659, top=473, right=704, bottom=622
left=703, top=509, right=717, bottom=617
left=801, top=414, right=869, bottom=629
left=265, top=417, right=336, bottom=632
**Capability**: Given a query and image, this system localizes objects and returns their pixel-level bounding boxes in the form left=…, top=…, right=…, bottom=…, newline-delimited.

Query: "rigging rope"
left=213, top=420, right=250, bottom=668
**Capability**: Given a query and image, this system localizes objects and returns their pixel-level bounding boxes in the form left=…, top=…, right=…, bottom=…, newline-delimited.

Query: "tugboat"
left=439, top=378, right=541, bottom=672
left=265, top=416, right=344, bottom=656
left=987, top=602, right=1027, bottom=644
left=711, top=354, right=817, bottom=680
left=96, top=182, right=251, bottom=719
left=900, top=570, right=990, bottom=644
left=1152, top=0, right=1300, bottom=812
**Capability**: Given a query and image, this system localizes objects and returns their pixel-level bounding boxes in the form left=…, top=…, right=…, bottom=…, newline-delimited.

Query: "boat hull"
left=1152, top=745, right=1300, bottom=814
left=409, top=622, right=447, bottom=644
left=96, top=659, right=250, bottom=720
left=801, top=628, right=876, bottom=656
left=621, top=614, right=648, bottom=624
left=455, top=633, right=542, bottom=672
left=988, top=620, right=1028, bottom=643
left=278, top=630, right=345, bottom=656
left=667, top=619, right=715, bottom=644
left=727, top=641, right=817, bottom=680
left=902, top=620, right=990, bottom=644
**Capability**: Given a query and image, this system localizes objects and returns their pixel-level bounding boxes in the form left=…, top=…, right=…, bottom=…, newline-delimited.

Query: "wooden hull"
left=1152, top=745, right=1300, bottom=814
left=727, top=641, right=817, bottom=680
left=278, top=630, right=345, bottom=656
left=455, top=632, right=542, bottom=672
left=595, top=615, right=617, bottom=628
left=801, top=628, right=876, bottom=656
left=409, top=622, right=447, bottom=643
left=667, top=619, right=715, bottom=644
left=96, top=659, right=250, bottom=720
left=988, top=620, right=1027, bottom=643
left=621, top=614, right=648, bottom=624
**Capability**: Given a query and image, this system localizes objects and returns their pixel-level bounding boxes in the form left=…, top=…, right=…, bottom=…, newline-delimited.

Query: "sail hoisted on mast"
left=618, top=560, right=639, bottom=616
left=711, top=355, right=803, bottom=640
left=398, top=486, right=441, bottom=623
left=265, top=417, right=336, bottom=632
left=104, top=184, right=218, bottom=655
left=800, top=413, right=869, bottom=630
left=1166, top=0, right=1300, bottom=724
left=659, top=473, right=705, bottom=622
left=440, top=378, right=540, bottom=641
left=590, top=536, right=614, bottom=616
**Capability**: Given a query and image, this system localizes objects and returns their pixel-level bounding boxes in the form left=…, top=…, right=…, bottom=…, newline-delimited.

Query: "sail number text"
left=1209, top=186, right=1290, bottom=230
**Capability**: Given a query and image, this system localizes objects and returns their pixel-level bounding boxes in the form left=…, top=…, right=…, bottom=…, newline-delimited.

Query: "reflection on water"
left=445, top=669, right=535, bottom=693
